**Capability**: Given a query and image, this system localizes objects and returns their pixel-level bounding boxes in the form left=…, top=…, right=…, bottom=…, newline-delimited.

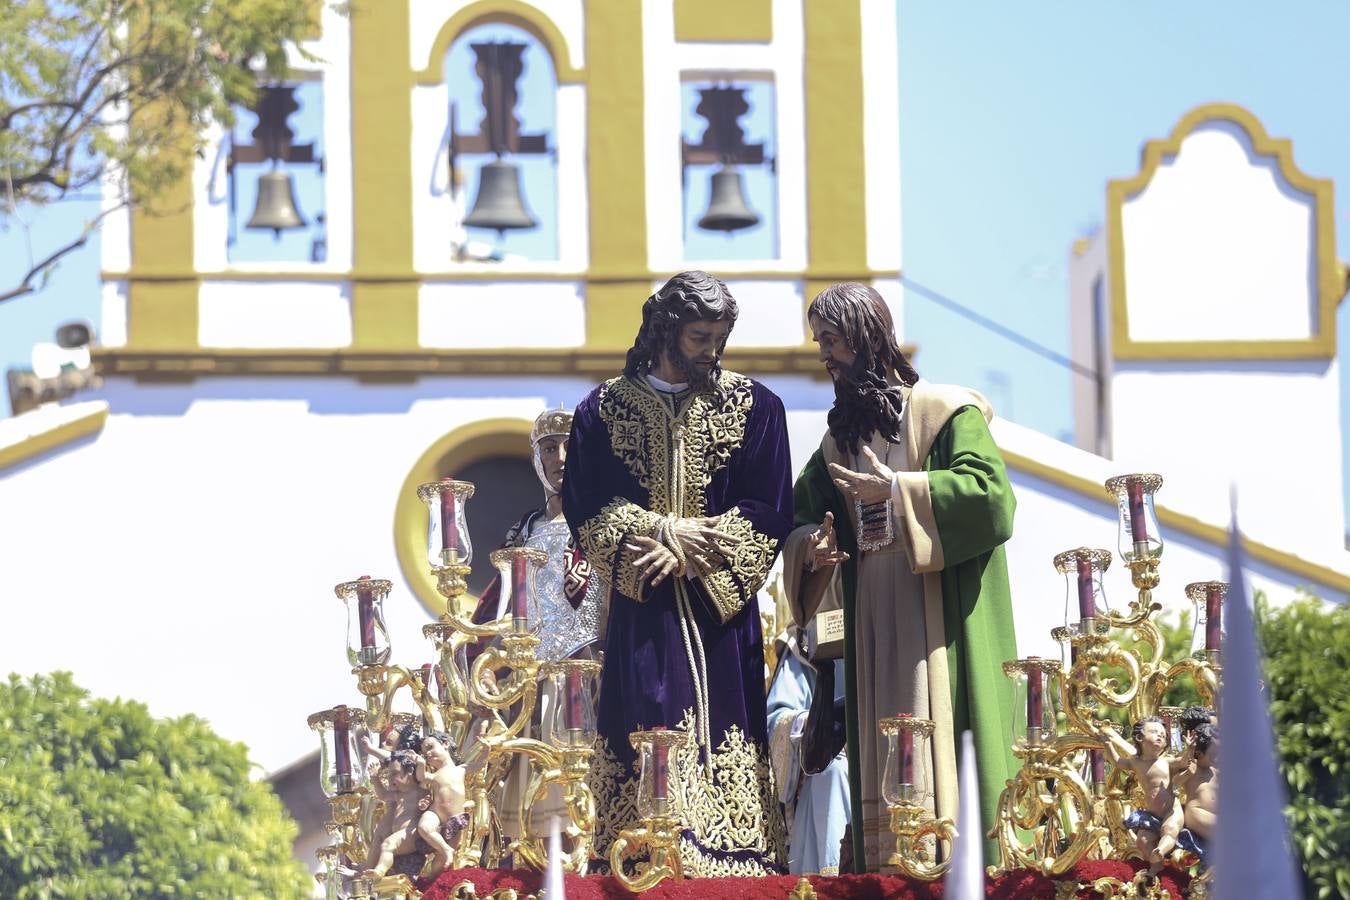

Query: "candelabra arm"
left=355, top=664, right=438, bottom=735
left=610, top=816, right=684, bottom=893
left=468, top=644, right=538, bottom=741
left=886, top=802, right=957, bottom=881
left=505, top=739, right=596, bottom=874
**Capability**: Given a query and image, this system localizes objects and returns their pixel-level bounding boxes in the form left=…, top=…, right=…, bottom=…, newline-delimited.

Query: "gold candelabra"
left=609, top=727, right=689, bottom=892
left=310, top=476, right=603, bottom=897
left=979, top=473, right=1224, bottom=881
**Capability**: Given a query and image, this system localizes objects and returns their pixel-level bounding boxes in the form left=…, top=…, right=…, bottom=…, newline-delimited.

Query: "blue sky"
left=2, top=2, right=1348, bottom=529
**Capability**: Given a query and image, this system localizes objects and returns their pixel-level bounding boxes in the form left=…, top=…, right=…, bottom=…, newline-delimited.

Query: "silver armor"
left=524, top=518, right=605, bottom=663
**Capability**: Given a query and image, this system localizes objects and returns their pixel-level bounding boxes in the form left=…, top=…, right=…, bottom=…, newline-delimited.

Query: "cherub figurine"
left=1175, top=723, right=1218, bottom=868
left=414, top=730, right=468, bottom=877
left=360, top=750, right=427, bottom=878
left=1097, top=716, right=1186, bottom=873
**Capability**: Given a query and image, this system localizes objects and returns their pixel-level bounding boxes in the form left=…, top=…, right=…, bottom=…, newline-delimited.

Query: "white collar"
left=644, top=373, right=689, bottom=393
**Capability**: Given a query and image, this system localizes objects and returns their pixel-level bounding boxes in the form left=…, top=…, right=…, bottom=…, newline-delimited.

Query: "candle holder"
left=1104, top=474, right=1164, bottom=593
left=417, top=477, right=476, bottom=611
left=505, top=658, right=602, bottom=873
left=337, top=576, right=393, bottom=668
left=308, top=706, right=372, bottom=867
left=879, top=715, right=956, bottom=880
left=989, top=659, right=1107, bottom=877
left=1186, top=581, right=1226, bottom=665
left=1053, top=548, right=1113, bottom=640
left=610, top=727, right=688, bottom=892
left=335, top=576, right=441, bottom=736
left=450, top=546, right=555, bottom=869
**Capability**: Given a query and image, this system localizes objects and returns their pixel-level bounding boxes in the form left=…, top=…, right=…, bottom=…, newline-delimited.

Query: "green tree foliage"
left=1257, top=594, right=1350, bottom=900
left=0, top=672, right=312, bottom=899
left=0, top=0, right=329, bottom=302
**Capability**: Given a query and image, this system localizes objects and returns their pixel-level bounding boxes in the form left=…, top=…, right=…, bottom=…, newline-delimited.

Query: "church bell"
left=246, top=168, right=306, bottom=233
left=697, top=165, right=759, bottom=233
left=463, top=159, right=538, bottom=232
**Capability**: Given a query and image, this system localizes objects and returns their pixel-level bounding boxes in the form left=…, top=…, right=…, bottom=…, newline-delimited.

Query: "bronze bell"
left=246, top=168, right=306, bottom=233
left=698, top=165, right=759, bottom=233
left=463, top=159, right=537, bottom=232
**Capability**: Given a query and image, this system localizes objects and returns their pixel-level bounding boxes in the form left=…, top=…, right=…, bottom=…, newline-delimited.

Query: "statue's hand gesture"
left=625, top=535, right=681, bottom=586
left=828, top=446, right=895, bottom=504
left=807, top=511, right=850, bottom=572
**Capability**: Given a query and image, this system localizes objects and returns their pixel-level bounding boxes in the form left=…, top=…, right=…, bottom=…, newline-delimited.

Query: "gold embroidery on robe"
left=595, top=373, right=753, bottom=517
left=575, top=499, right=663, bottom=601
left=696, top=506, right=779, bottom=623
left=589, top=708, right=787, bottom=877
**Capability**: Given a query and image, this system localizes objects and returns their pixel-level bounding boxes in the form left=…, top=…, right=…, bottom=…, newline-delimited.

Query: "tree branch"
left=0, top=201, right=128, bottom=305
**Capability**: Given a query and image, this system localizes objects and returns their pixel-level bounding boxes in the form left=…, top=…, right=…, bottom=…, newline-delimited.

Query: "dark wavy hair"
left=807, top=282, right=919, bottom=457
left=1192, top=722, right=1218, bottom=757
left=1180, top=705, right=1215, bottom=736
left=623, top=270, right=738, bottom=392
left=1131, top=715, right=1166, bottom=750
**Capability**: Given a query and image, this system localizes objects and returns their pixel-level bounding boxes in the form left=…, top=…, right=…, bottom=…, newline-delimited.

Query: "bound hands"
left=625, top=517, right=742, bottom=587
left=827, top=446, right=895, bottom=505
left=806, top=511, right=849, bottom=572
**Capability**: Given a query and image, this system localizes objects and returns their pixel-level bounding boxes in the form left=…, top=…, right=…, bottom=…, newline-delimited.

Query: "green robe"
left=793, top=403, right=1019, bottom=864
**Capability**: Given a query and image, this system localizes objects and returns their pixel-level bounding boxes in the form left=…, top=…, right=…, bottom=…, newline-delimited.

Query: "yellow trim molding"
left=413, top=0, right=585, bottom=84
left=1000, top=446, right=1350, bottom=595
left=586, top=1, right=646, bottom=278
left=0, top=406, right=109, bottom=473
left=350, top=0, right=417, bottom=348
left=803, top=1, right=868, bottom=332
left=394, top=417, right=534, bottom=619
left=92, top=346, right=839, bottom=379
left=1106, top=102, right=1342, bottom=361
left=128, top=103, right=198, bottom=349
left=674, top=0, right=773, bottom=43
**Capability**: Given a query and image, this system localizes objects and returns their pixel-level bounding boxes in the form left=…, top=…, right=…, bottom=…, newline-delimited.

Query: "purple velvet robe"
left=562, top=371, right=793, bottom=877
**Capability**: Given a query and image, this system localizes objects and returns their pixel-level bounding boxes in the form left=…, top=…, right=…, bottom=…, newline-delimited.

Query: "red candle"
left=897, top=712, right=914, bottom=786
left=439, top=479, right=461, bottom=554
left=1126, top=481, right=1148, bottom=544
left=564, top=668, right=585, bottom=730
left=1026, top=658, right=1044, bottom=734
left=650, top=726, right=669, bottom=799
left=1090, top=748, right=1105, bottom=785
left=333, top=705, right=352, bottom=779
left=511, top=555, right=529, bottom=620
left=1075, top=555, right=1096, bottom=621
left=420, top=663, right=433, bottom=692
left=1205, top=584, right=1223, bottom=652
left=356, top=576, right=376, bottom=651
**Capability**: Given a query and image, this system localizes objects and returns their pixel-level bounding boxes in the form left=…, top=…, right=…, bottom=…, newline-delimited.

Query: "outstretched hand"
left=828, top=446, right=895, bottom=505
left=807, top=511, right=850, bottom=572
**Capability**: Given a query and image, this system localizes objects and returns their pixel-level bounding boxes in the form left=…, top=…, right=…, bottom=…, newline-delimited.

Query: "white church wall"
left=1110, top=360, right=1345, bottom=558
left=1120, top=121, right=1317, bottom=344
left=418, top=280, right=586, bottom=347
left=0, top=376, right=597, bottom=774
left=198, top=280, right=353, bottom=348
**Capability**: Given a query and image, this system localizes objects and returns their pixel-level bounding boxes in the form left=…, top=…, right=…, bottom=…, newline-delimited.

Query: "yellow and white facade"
left=1, top=9, right=1348, bottom=873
